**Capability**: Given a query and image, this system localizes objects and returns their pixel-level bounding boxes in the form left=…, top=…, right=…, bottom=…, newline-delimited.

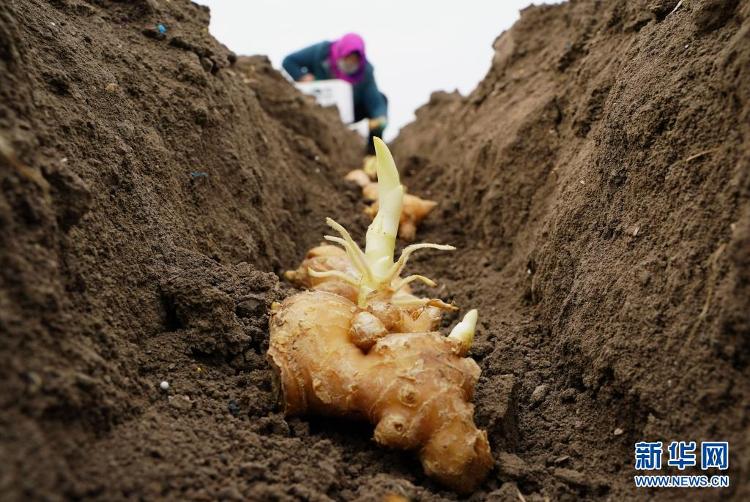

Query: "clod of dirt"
left=168, top=394, right=193, bottom=410
left=496, top=452, right=531, bottom=481
left=691, top=0, right=740, bottom=31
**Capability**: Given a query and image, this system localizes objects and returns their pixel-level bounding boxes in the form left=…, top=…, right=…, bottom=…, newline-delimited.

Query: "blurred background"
left=194, top=0, right=556, bottom=141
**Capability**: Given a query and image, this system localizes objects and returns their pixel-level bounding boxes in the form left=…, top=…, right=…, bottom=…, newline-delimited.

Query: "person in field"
left=282, top=33, right=388, bottom=154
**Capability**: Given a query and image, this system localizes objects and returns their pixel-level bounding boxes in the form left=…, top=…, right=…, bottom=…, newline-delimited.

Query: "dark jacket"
left=282, top=41, right=388, bottom=121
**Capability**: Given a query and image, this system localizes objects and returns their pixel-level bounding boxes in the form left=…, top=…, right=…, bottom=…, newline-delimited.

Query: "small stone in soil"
left=228, top=399, right=240, bottom=416
left=160, top=380, right=169, bottom=391
left=530, top=384, right=548, bottom=405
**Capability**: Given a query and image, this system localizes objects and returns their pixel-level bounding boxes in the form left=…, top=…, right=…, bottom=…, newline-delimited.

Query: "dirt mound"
left=393, top=0, right=750, bottom=499
left=2, top=0, right=749, bottom=500
left=0, top=0, right=366, bottom=499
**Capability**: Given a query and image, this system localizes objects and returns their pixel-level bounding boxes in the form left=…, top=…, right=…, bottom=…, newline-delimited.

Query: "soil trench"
left=1, top=0, right=749, bottom=501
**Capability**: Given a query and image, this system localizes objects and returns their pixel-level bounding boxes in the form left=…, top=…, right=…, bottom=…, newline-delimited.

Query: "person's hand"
left=299, top=74, right=315, bottom=82
left=368, top=116, right=387, bottom=131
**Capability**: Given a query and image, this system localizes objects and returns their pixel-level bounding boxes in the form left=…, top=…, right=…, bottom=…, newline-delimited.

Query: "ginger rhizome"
left=269, top=138, right=492, bottom=493
left=345, top=163, right=437, bottom=242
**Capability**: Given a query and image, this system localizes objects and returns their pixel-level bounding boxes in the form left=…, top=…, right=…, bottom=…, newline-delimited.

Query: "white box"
left=295, top=79, right=354, bottom=124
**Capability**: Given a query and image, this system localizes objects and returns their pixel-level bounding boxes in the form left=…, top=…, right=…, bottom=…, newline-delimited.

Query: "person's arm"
left=282, top=42, right=325, bottom=81
left=362, top=69, right=388, bottom=128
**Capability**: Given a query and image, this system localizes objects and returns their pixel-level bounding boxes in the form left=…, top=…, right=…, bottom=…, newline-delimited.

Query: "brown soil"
left=392, top=0, right=750, bottom=499
left=0, top=0, right=748, bottom=501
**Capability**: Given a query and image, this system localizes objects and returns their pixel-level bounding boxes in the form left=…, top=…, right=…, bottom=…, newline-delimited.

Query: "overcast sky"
left=195, top=1, right=555, bottom=140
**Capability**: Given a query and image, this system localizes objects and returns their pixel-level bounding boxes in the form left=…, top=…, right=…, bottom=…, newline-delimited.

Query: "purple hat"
left=329, top=33, right=366, bottom=84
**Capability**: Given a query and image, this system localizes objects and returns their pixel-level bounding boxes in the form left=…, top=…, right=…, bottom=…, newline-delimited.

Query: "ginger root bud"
left=283, top=244, right=359, bottom=301
left=268, top=291, right=493, bottom=494
left=365, top=190, right=438, bottom=241
left=284, top=250, right=447, bottom=335
left=345, top=168, right=437, bottom=242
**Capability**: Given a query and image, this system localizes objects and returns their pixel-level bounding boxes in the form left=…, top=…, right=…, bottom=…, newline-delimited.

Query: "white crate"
left=295, top=79, right=354, bottom=124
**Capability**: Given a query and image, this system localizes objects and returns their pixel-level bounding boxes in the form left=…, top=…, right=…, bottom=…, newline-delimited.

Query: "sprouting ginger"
left=364, top=189, right=438, bottom=241
left=269, top=138, right=492, bottom=493
left=344, top=168, right=372, bottom=188
left=284, top=243, right=448, bottom=335
left=283, top=244, right=360, bottom=302
left=344, top=166, right=437, bottom=242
